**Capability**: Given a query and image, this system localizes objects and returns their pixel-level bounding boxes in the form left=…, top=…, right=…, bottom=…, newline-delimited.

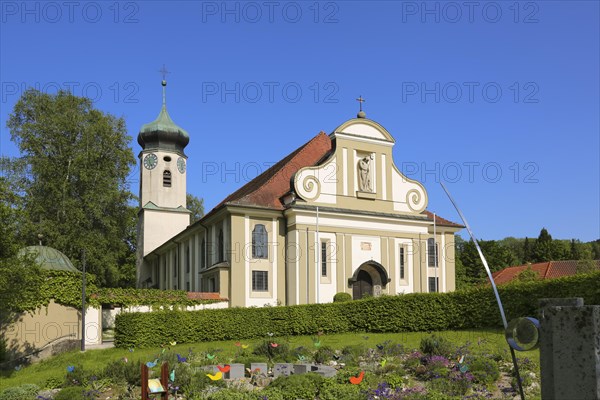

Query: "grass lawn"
left=0, top=328, right=539, bottom=392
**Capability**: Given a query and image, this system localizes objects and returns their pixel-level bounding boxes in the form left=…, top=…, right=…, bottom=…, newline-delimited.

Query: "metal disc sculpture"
left=440, top=182, right=531, bottom=400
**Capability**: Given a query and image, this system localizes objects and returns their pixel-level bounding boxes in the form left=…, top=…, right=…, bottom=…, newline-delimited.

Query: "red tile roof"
left=209, top=132, right=333, bottom=212
left=201, top=131, right=460, bottom=228
left=491, top=260, right=600, bottom=285
left=187, top=292, right=228, bottom=301
left=422, top=211, right=463, bottom=228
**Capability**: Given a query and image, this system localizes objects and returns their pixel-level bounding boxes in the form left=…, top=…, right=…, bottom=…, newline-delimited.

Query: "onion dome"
left=137, top=80, right=189, bottom=154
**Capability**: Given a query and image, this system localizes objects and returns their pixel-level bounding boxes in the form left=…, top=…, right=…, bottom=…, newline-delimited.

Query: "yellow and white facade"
left=136, top=95, right=463, bottom=306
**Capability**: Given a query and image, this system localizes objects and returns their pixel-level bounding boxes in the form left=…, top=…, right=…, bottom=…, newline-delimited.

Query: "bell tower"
left=136, top=77, right=190, bottom=287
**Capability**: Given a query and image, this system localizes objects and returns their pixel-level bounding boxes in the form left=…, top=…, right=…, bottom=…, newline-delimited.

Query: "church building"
left=136, top=82, right=463, bottom=307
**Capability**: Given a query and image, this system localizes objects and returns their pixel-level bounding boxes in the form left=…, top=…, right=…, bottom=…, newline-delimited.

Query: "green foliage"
left=100, top=358, right=141, bottom=386
left=115, top=272, right=600, bottom=348
left=10, top=274, right=219, bottom=315
left=0, top=384, right=39, bottom=400
left=267, top=373, right=324, bottom=400
left=94, top=287, right=220, bottom=308
left=186, top=193, right=205, bottom=224
left=63, top=363, right=90, bottom=387
left=459, top=239, right=516, bottom=285
left=313, top=345, right=335, bottom=364
left=576, top=259, right=598, bottom=274
left=469, top=356, right=500, bottom=385
left=419, top=335, right=453, bottom=357
left=516, top=266, right=539, bottom=282
left=318, top=379, right=363, bottom=400
left=532, top=228, right=553, bottom=262
left=6, top=89, right=137, bottom=287
left=333, top=292, right=352, bottom=302
left=53, top=386, right=86, bottom=400
left=252, top=339, right=291, bottom=363
left=0, top=253, right=41, bottom=325
left=458, top=231, right=599, bottom=288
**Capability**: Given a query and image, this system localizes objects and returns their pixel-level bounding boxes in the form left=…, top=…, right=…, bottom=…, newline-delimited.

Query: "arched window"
left=218, top=229, right=224, bottom=262
left=163, top=170, right=172, bottom=187
left=252, top=224, right=268, bottom=259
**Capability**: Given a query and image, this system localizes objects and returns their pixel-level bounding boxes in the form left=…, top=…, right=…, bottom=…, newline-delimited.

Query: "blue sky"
left=1, top=1, right=598, bottom=242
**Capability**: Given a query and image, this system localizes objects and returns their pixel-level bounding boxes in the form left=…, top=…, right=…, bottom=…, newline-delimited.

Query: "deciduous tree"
left=6, top=89, right=137, bottom=287
left=186, top=193, right=205, bottom=224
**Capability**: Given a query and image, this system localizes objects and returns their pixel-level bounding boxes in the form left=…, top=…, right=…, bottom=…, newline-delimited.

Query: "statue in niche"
left=358, top=154, right=374, bottom=192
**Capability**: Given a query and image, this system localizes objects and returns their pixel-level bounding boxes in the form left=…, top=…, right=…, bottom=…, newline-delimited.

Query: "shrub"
left=252, top=339, right=291, bottom=362
left=318, top=379, right=362, bottom=400
left=0, top=384, right=40, bottom=400
left=63, top=364, right=90, bottom=387
left=469, top=356, right=500, bottom=385
left=420, top=334, right=453, bottom=357
left=115, top=272, right=600, bottom=347
left=333, top=292, right=352, bottom=302
left=313, top=345, right=336, bottom=364
left=53, top=387, right=86, bottom=400
left=268, top=373, right=324, bottom=400
left=100, top=359, right=141, bottom=386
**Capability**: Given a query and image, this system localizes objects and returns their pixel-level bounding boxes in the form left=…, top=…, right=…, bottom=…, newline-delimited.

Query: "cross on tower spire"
left=158, top=65, right=170, bottom=106
left=159, top=64, right=170, bottom=81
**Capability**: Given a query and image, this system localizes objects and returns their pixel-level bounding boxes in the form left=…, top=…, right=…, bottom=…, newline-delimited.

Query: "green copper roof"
left=140, top=104, right=189, bottom=137
left=137, top=80, right=189, bottom=153
left=18, top=246, right=80, bottom=273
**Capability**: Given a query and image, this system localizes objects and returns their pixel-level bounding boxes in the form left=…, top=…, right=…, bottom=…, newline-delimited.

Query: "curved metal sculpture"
left=440, top=182, right=526, bottom=400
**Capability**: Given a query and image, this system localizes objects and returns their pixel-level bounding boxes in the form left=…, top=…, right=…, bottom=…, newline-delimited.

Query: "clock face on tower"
left=177, top=157, right=186, bottom=174
left=143, top=153, right=158, bottom=170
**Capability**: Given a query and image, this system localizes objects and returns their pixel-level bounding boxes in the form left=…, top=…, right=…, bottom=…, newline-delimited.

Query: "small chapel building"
left=136, top=81, right=463, bottom=307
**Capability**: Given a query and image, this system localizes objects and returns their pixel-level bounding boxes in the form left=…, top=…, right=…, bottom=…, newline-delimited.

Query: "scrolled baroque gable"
left=293, top=118, right=428, bottom=214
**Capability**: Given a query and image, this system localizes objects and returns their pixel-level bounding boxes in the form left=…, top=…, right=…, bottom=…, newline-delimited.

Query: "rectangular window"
left=186, top=282, right=190, bottom=292
left=428, top=277, right=439, bottom=293
left=252, top=224, right=268, bottom=259
left=252, top=271, right=268, bottom=292
left=321, top=241, right=328, bottom=277
left=428, top=238, right=438, bottom=267
left=399, top=247, right=405, bottom=280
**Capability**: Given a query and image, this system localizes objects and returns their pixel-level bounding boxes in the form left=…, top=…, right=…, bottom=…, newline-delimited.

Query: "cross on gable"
left=356, top=95, right=365, bottom=112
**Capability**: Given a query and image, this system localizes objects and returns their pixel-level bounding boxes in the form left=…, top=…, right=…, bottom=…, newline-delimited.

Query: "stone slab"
left=250, top=363, right=268, bottom=375
left=273, top=363, right=293, bottom=377
left=539, top=298, right=600, bottom=400
left=226, top=363, right=245, bottom=379
left=293, top=363, right=314, bottom=374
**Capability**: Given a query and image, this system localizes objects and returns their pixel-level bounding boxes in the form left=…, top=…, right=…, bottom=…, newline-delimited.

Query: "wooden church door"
left=352, top=270, right=373, bottom=299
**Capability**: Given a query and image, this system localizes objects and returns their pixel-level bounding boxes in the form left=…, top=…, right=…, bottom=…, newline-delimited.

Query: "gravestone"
left=250, top=362, right=268, bottom=374
left=313, top=365, right=337, bottom=378
left=273, top=363, right=293, bottom=377
left=226, top=363, right=245, bottom=379
left=539, top=298, right=600, bottom=399
left=293, top=363, right=314, bottom=374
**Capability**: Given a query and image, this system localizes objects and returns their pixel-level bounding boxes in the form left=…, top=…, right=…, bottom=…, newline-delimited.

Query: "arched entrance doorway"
left=349, top=261, right=390, bottom=300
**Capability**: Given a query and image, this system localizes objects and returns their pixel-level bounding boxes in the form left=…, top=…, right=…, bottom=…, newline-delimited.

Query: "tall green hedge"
left=114, top=272, right=600, bottom=348
left=16, top=271, right=221, bottom=313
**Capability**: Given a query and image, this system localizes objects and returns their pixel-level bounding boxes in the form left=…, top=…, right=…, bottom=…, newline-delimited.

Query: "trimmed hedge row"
left=114, top=272, right=600, bottom=348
